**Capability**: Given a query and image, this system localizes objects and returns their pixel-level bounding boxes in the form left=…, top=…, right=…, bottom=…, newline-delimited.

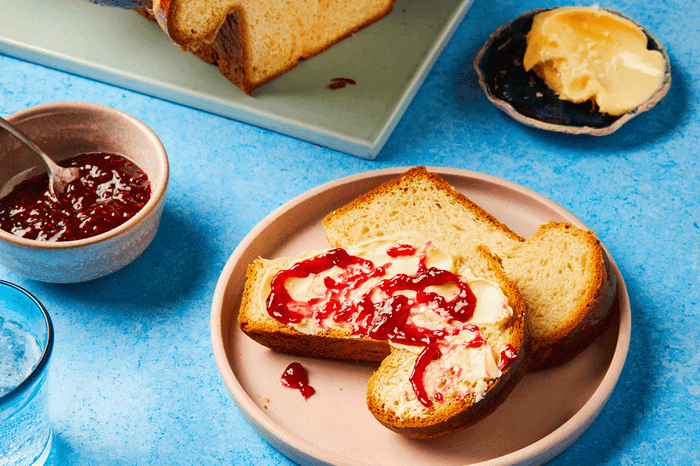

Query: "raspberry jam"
left=327, top=77, right=357, bottom=89
left=266, top=243, right=517, bottom=407
left=266, top=247, right=477, bottom=346
left=499, top=344, right=518, bottom=370
left=281, top=362, right=315, bottom=400
left=409, top=323, right=487, bottom=407
left=0, top=152, right=151, bottom=242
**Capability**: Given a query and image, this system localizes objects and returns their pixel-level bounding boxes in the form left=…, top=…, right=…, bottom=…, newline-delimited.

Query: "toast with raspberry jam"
left=323, top=166, right=617, bottom=371
left=238, top=236, right=528, bottom=439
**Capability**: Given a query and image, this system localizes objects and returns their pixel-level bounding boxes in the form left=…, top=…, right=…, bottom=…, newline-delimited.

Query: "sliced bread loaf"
left=238, top=236, right=528, bottom=438
left=151, top=0, right=396, bottom=94
left=322, top=166, right=617, bottom=370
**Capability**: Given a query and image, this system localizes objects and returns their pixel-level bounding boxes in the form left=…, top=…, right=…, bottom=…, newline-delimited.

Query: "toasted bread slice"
left=151, top=0, right=396, bottom=94
left=366, top=244, right=527, bottom=439
left=499, top=222, right=617, bottom=368
left=239, top=254, right=391, bottom=362
left=323, top=167, right=617, bottom=370
left=238, top=237, right=527, bottom=438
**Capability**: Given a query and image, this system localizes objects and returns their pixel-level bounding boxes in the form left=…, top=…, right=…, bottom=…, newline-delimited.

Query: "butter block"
left=523, top=6, right=666, bottom=116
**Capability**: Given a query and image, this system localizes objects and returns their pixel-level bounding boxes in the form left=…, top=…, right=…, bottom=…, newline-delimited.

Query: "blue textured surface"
left=1, top=0, right=698, bottom=464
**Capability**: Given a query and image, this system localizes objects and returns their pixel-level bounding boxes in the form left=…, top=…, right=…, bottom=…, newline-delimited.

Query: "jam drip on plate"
left=281, top=362, right=315, bottom=400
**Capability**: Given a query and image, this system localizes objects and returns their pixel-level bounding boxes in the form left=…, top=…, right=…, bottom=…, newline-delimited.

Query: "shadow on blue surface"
left=38, top=208, right=214, bottom=311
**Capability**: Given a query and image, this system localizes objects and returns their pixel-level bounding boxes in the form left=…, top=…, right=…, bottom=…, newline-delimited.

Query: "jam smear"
left=408, top=323, right=487, bottom=407
left=0, top=152, right=151, bottom=242
left=409, top=343, right=442, bottom=407
left=499, top=344, right=519, bottom=369
left=266, top=244, right=516, bottom=408
left=327, top=77, right=357, bottom=89
left=281, top=362, right=315, bottom=400
left=386, top=243, right=416, bottom=257
left=267, top=247, right=477, bottom=347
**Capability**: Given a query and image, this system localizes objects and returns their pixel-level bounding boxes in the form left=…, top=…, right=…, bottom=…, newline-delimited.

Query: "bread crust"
left=513, top=222, right=618, bottom=370
left=323, top=167, right=525, bottom=250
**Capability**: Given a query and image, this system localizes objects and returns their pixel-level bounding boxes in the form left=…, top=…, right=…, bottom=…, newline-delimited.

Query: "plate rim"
left=210, top=166, right=631, bottom=466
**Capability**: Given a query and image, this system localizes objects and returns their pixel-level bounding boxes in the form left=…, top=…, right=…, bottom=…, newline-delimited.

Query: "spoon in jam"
left=0, top=115, right=79, bottom=198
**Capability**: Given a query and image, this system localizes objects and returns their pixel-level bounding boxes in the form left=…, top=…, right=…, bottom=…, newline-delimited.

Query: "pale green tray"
left=0, top=0, right=474, bottom=158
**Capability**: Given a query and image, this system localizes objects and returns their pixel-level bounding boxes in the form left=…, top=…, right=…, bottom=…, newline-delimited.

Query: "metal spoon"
left=0, top=116, right=79, bottom=197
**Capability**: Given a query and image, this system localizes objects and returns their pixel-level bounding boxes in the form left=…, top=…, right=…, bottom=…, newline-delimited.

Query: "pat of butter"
left=523, top=6, right=666, bottom=116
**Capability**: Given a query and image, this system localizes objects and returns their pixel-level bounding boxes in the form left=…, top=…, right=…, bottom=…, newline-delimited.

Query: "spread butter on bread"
left=150, top=0, right=397, bottom=95
left=322, top=166, right=618, bottom=371
left=239, top=235, right=528, bottom=438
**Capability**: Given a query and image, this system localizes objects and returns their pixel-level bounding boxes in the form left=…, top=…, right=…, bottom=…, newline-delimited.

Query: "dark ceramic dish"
left=474, top=8, right=671, bottom=135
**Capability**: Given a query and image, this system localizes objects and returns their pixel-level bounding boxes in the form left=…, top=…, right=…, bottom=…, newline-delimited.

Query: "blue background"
left=1, top=0, right=698, bottom=464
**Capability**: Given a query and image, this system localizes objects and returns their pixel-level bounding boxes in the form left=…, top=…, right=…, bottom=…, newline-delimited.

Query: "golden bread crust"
left=323, top=166, right=525, bottom=250
left=513, top=222, right=618, bottom=370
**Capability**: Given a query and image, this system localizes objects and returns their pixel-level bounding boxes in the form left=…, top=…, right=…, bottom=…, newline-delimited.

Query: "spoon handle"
left=0, top=116, right=78, bottom=194
left=0, top=116, right=60, bottom=174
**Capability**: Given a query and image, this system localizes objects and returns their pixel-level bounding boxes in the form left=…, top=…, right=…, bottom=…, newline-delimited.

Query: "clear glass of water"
left=0, top=280, right=53, bottom=466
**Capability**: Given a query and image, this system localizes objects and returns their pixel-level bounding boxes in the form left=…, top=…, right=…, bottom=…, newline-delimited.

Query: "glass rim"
left=0, top=279, right=54, bottom=404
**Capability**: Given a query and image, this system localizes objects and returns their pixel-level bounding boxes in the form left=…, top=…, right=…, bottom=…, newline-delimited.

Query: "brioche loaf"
left=322, top=167, right=617, bottom=371
left=238, top=236, right=528, bottom=438
left=150, top=0, right=396, bottom=95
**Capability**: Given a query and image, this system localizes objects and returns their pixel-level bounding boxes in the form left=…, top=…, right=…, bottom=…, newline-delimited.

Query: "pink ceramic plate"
left=211, top=167, right=630, bottom=466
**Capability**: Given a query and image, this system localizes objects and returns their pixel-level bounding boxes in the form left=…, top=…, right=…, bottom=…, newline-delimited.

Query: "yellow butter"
left=523, top=6, right=666, bottom=116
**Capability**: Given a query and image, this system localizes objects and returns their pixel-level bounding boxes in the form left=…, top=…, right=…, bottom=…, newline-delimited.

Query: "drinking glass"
left=0, top=280, right=53, bottom=466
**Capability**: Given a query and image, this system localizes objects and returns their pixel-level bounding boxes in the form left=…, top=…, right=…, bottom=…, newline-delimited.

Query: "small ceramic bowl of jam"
left=0, top=102, right=169, bottom=283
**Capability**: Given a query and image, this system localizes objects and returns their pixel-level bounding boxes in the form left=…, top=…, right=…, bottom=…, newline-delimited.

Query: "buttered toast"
left=323, top=167, right=617, bottom=370
left=238, top=236, right=528, bottom=438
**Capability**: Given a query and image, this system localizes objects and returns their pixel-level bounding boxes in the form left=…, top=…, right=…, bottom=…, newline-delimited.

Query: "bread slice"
left=151, top=0, right=396, bottom=95
left=239, top=254, right=392, bottom=362
left=498, top=222, right=617, bottom=369
left=323, top=167, right=617, bottom=371
left=238, top=237, right=528, bottom=438
left=366, top=244, right=528, bottom=439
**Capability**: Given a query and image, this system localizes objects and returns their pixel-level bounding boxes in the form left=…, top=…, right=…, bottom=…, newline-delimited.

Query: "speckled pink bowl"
left=0, top=102, right=168, bottom=283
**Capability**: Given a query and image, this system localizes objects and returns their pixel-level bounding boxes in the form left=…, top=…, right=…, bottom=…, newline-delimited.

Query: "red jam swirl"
left=281, top=362, right=315, bottom=400
left=409, top=323, right=487, bottom=408
left=0, top=152, right=151, bottom=242
left=386, top=243, right=416, bottom=257
left=266, top=246, right=477, bottom=346
left=266, top=244, right=517, bottom=408
left=409, top=343, right=442, bottom=407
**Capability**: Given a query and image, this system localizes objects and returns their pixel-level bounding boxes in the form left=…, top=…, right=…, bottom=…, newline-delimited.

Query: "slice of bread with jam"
left=238, top=235, right=528, bottom=439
